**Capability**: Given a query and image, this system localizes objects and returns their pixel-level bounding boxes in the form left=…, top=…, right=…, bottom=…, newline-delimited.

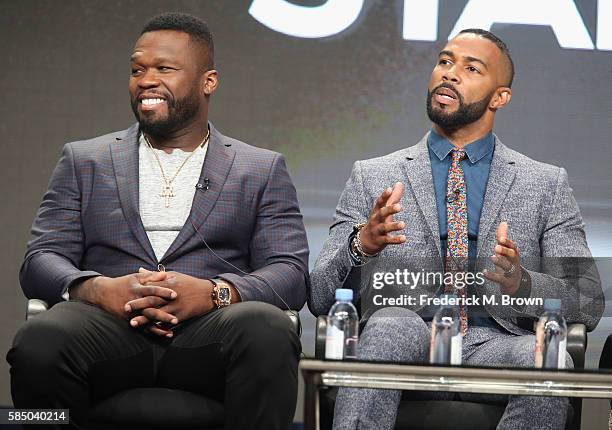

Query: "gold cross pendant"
left=160, top=184, right=175, bottom=208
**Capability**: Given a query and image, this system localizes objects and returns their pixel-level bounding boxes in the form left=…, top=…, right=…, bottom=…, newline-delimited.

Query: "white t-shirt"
left=138, top=134, right=208, bottom=261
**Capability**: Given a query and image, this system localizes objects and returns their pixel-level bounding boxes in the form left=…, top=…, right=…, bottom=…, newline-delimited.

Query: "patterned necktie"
left=445, top=148, right=468, bottom=335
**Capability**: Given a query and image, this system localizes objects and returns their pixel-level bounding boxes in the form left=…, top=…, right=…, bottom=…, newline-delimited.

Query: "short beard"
left=426, top=86, right=494, bottom=131
left=131, top=93, right=201, bottom=139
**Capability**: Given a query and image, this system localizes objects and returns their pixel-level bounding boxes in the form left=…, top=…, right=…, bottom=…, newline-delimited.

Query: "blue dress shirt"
left=428, top=129, right=494, bottom=259
left=426, top=129, right=498, bottom=327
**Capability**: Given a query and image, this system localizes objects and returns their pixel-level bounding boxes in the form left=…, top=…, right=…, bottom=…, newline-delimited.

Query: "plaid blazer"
left=21, top=123, right=309, bottom=309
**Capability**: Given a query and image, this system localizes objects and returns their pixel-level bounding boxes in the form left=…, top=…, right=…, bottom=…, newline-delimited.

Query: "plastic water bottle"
left=325, top=289, right=359, bottom=360
left=430, top=294, right=462, bottom=365
left=535, top=299, right=567, bottom=369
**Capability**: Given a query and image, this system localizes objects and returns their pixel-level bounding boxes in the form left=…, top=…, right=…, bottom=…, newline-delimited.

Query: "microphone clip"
left=196, top=178, right=211, bottom=191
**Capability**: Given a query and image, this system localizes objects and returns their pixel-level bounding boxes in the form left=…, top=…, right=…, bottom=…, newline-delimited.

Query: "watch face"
left=218, top=287, right=231, bottom=303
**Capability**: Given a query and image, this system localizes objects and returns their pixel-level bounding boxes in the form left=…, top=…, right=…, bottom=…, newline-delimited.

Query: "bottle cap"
left=544, top=298, right=561, bottom=311
left=335, top=288, right=353, bottom=301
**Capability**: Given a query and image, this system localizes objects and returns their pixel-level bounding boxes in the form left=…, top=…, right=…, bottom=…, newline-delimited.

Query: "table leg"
left=303, top=369, right=321, bottom=430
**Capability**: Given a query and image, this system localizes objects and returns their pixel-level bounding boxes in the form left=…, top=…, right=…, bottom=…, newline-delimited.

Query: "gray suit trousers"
left=333, top=307, right=572, bottom=430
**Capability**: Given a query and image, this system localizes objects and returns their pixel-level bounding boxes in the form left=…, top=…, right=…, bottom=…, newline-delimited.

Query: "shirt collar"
left=428, top=129, right=494, bottom=164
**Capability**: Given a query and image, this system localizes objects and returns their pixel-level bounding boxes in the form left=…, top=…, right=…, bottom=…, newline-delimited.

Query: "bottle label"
left=535, top=320, right=544, bottom=368
left=451, top=333, right=462, bottom=365
left=534, top=318, right=566, bottom=369
left=325, top=324, right=345, bottom=360
left=558, top=338, right=567, bottom=369
left=535, top=337, right=542, bottom=367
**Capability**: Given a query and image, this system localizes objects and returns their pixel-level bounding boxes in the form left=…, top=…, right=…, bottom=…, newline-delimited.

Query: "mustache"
left=138, top=91, right=169, bottom=98
left=430, top=83, right=463, bottom=102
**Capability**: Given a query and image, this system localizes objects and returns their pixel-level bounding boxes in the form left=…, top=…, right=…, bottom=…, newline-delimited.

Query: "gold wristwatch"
left=211, top=278, right=232, bottom=308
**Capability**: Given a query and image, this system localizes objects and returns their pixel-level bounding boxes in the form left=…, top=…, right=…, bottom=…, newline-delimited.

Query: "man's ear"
left=490, top=87, right=512, bottom=111
left=203, top=69, right=218, bottom=96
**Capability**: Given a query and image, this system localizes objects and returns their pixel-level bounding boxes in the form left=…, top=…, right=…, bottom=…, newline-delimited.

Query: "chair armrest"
left=315, top=315, right=327, bottom=359
left=284, top=310, right=302, bottom=337
left=26, top=299, right=49, bottom=320
left=566, top=323, right=587, bottom=369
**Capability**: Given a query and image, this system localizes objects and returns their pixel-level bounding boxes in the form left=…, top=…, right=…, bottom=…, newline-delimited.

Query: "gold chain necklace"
left=144, top=128, right=210, bottom=208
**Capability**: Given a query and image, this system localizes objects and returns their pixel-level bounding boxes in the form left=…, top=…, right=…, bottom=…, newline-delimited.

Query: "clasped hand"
left=125, top=269, right=216, bottom=337
left=84, top=269, right=215, bottom=338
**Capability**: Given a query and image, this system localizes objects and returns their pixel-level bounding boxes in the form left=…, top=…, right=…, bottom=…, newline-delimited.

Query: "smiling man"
left=8, top=12, right=309, bottom=430
left=310, top=29, right=602, bottom=429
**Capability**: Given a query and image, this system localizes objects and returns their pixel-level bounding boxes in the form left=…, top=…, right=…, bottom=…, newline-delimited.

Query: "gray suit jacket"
left=310, top=133, right=603, bottom=334
left=21, top=123, right=309, bottom=309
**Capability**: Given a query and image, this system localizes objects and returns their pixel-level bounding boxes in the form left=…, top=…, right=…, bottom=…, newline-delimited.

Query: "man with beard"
left=8, top=12, right=309, bottom=430
left=310, top=29, right=602, bottom=429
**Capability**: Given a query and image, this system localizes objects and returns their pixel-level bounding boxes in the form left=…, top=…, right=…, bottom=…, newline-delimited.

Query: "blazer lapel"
left=476, top=138, right=517, bottom=257
left=402, top=134, right=442, bottom=257
left=161, top=124, right=236, bottom=261
left=111, top=123, right=157, bottom=263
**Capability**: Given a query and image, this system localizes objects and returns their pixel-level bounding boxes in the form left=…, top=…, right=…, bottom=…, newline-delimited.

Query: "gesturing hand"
left=358, top=182, right=406, bottom=255
left=483, top=222, right=522, bottom=295
left=125, top=270, right=215, bottom=337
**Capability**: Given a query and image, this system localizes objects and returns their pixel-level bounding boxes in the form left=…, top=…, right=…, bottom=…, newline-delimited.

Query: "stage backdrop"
left=1, top=0, right=611, bottom=418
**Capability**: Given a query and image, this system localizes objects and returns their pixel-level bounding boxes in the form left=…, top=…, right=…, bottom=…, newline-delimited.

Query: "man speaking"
left=8, top=12, right=309, bottom=430
left=310, top=29, right=603, bottom=429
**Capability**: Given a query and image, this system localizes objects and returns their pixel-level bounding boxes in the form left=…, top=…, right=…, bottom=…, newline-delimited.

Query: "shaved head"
left=141, top=12, right=214, bottom=71
left=458, top=28, right=514, bottom=87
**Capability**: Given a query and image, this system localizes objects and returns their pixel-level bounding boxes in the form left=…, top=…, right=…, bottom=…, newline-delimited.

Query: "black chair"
left=598, top=333, right=612, bottom=430
left=25, top=299, right=301, bottom=429
left=315, top=315, right=586, bottom=430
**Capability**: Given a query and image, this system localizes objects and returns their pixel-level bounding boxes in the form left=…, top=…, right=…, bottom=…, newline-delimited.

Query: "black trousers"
left=7, top=300, right=301, bottom=430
